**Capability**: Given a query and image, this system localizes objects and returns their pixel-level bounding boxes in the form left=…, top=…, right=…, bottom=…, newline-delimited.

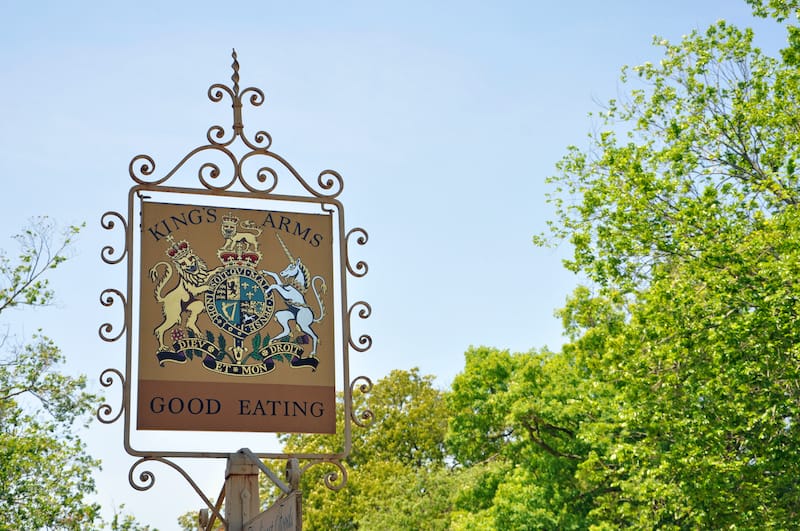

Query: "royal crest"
left=218, top=212, right=263, bottom=263
left=148, top=212, right=327, bottom=376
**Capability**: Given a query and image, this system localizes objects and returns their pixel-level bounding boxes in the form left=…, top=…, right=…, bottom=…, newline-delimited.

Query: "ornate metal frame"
left=98, top=51, right=373, bottom=503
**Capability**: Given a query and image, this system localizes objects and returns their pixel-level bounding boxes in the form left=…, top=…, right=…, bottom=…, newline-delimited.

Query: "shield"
left=205, top=265, right=275, bottom=338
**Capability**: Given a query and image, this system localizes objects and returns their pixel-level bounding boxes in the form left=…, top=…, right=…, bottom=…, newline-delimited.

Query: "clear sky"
left=0, top=1, right=787, bottom=528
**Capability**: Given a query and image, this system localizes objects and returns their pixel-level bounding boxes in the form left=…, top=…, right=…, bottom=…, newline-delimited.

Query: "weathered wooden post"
left=225, top=453, right=260, bottom=531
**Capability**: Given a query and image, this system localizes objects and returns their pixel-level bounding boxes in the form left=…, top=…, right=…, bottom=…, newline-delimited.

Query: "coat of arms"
left=145, top=209, right=329, bottom=377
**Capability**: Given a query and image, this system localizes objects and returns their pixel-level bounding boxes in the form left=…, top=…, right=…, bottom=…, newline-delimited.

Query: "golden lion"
left=149, top=251, right=214, bottom=352
left=220, top=217, right=262, bottom=254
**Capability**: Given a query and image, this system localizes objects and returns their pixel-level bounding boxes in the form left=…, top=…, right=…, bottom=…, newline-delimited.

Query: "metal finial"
left=231, top=49, right=240, bottom=95
left=231, top=49, right=243, bottom=133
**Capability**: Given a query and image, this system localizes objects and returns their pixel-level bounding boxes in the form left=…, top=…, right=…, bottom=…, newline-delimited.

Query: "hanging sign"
left=136, top=201, right=336, bottom=433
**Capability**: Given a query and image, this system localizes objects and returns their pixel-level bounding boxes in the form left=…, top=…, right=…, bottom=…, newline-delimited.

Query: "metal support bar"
left=238, top=448, right=292, bottom=494
left=200, top=483, right=226, bottom=531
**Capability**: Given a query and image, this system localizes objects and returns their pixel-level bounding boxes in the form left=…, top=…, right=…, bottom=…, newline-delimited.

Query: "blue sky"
left=0, top=1, right=787, bottom=528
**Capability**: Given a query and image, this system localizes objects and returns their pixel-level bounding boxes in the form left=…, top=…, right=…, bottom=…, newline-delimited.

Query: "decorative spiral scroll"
left=323, top=462, right=348, bottom=491
left=129, top=459, right=156, bottom=491
left=350, top=375, right=375, bottom=428
left=240, top=86, right=265, bottom=108
left=99, top=289, right=127, bottom=342
left=100, top=211, right=127, bottom=265
left=126, top=51, right=349, bottom=198
left=128, top=457, right=226, bottom=524
left=238, top=152, right=279, bottom=193
left=205, top=82, right=265, bottom=151
left=129, top=154, right=162, bottom=185
left=206, top=124, right=235, bottom=147
left=317, top=169, right=344, bottom=197
left=208, top=82, right=234, bottom=103
left=347, top=301, right=372, bottom=353
left=252, top=166, right=279, bottom=192
left=300, top=460, right=348, bottom=492
left=96, top=368, right=125, bottom=424
left=250, top=129, right=273, bottom=150
left=197, top=161, right=228, bottom=189
left=346, top=228, right=369, bottom=277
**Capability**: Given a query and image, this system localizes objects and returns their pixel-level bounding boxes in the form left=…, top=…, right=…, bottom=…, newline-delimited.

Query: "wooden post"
left=225, top=452, right=260, bottom=531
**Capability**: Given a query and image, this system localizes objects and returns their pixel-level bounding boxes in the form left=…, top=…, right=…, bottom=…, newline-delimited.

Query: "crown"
left=165, top=235, right=191, bottom=260
left=222, top=212, right=239, bottom=225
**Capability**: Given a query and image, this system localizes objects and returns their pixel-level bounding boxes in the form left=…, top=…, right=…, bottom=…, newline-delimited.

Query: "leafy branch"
left=0, top=217, right=83, bottom=314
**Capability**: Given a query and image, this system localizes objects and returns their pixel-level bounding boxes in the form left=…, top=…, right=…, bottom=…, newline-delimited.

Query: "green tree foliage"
left=571, top=209, right=800, bottom=528
left=746, top=0, right=800, bottom=21
left=446, top=347, right=593, bottom=530
left=538, top=18, right=800, bottom=292
left=0, top=218, right=102, bottom=530
left=524, top=3, right=800, bottom=528
left=0, top=218, right=152, bottom=530
left=278, top=368, right=458, bottom=530
left=184, top=4, right=800, bottom=528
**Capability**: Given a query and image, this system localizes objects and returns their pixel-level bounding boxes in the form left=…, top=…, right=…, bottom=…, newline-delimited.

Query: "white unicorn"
left=264, top=235, right=327, bottom=357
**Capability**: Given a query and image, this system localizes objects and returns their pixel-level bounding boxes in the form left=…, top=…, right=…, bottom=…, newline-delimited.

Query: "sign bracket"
left=97, top=50, right=373, bottom=522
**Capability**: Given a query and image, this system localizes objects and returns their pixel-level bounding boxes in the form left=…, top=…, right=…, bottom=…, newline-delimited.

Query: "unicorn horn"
left=275, top=233, right=294, bottom=262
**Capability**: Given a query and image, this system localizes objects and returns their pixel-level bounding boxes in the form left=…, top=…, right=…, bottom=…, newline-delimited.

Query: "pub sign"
left=99, top=51, right=372, bottom=470
left=136, top=200, right=336, bottom=433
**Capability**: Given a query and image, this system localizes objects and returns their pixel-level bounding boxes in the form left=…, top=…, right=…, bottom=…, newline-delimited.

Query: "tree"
left=446, top=346, right=594, bottom=530
left=0, top=218, right=152, bottom=530
left=0, top=218, right=103, bottom=530
left=175, top=4, right=800, bottom=528
left=277, top=368, right=459, bottom=530
left=530, top=3, right=800, bottom=528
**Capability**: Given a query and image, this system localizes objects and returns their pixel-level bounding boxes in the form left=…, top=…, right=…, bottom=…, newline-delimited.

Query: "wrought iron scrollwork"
left=348, top=302, right=373, bottom=353
left=129, top=154, right=159, bottom=184
left=99, top=210, right=128, bottom=433
left=323, top=461, right=348, bottom=491
left=98, top=289, right=126, bottom=342
left=127, top=50, right=343, bottom=199
left=346, top=228, right=369, bottom=277
left=100, top=211, right=127, bottom=265
left=128, top=457, right=227, bottom=525
left=101, top=52, right=374, bottom=505
left=350, top=376, right=375, bottom=428
left=300, top=459, right=349, bottom=492
left=129, top=458, right=156, bottom=492
left=96, top=368, right=125, bottom=424
left=99, top=209, right=126, bottom=369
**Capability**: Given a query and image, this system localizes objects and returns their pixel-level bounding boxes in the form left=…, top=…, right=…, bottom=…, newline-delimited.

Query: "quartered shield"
left=205, top=266, right=275, bottom=339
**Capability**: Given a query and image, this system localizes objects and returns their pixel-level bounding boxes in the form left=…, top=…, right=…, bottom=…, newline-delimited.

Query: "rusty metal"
left=350, top=375, right=375, bottom=428
left=98, top=50, right=373, bottom=504
left=129, top=456, right=227, bottom=527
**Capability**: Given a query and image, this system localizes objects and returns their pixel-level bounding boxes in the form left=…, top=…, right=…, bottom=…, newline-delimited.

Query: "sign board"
left=245, top=491, right=302, bottom=531
left=136, top=201, right=336, bottom=433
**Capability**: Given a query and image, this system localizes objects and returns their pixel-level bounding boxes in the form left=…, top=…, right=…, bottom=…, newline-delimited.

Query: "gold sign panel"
left=137, top=201, right=335, bottom=433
